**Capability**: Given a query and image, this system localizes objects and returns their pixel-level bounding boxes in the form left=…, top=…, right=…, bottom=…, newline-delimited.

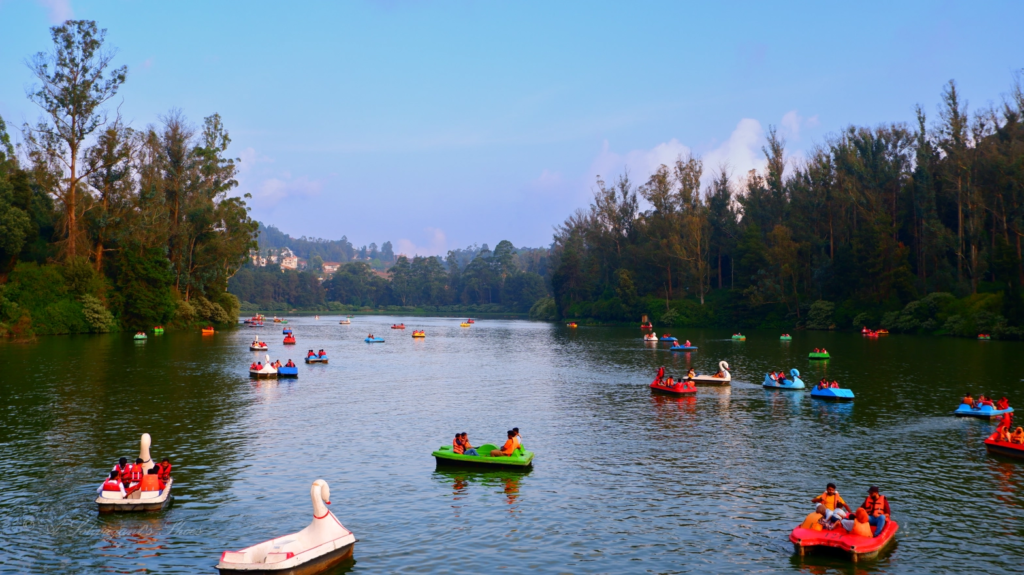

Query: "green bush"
left=806, top=300, right=835, bottom=330
left=529, top=297, right=557, bottom=320
left=80, top=295, right=116, bottom=332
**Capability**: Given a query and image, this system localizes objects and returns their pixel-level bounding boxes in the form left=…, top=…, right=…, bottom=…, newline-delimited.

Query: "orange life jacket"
left=140, top=474, right=163, bottom=491
left=865, top=494, right=888, bottom=516
left=130, top=463, right=144, bottom=483
left=102, top=478, right=123, bottom=492
left=452, top=438, right=464, bottom=454
left=158, top=462, right=172, bottom=481
left=121, top=463, right=135, bottom=484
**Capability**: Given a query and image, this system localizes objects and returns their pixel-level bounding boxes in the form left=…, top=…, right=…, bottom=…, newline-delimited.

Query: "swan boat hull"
left=250, top=346, right=269, bottom=351
left=953, top=404, right=1013, bottom=419
left=96, top=478, right=173, bottom=513
left=763, top=375, right=805, bottom=389
left=790, top=519, right=898, bottom=562
left=217, top=543, right=353, bottom=575
left=432, top=444, right=534, bottom=469
left=688, top=374, right=731, bottom=385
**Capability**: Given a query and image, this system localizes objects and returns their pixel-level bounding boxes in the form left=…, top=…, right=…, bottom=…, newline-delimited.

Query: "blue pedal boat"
left=659, top=336, right=678, bottom=342
left=953, top=404, right=1013, bottom=419
left=283, top=328, right=293, bottom=335
left=763, top=369, right=805, bottom=390
left=670, top=345, right=698, bottom=351
left=365, top=337, right=385, bottom=343
left=277, top=366, right=299, bottom=378
left=810, top=386, right=854, bottom=401
left=305, top=355, right=328, bottom=363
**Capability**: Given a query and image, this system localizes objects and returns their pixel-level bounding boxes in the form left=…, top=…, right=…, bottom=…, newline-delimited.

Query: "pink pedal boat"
left=217, top=479, right=356, bottom=575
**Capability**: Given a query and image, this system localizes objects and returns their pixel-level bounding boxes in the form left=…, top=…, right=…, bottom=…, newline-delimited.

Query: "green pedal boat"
left=432, top=443, right=534, bottom=469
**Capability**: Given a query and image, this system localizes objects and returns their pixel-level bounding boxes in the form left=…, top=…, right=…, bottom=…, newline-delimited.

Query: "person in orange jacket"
left=490, top=430, right=517, bottom=457
left=157, top=458, right=172, bottom=482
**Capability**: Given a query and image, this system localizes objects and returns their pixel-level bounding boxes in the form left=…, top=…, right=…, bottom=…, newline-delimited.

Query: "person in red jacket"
left=859, top=486, right=891, bottom=537
left=128, top=468, right=166, bottom=495
left=113, top=457, right=130, bottom=486
left=156, top=458, right=172, bottom=482
left=97, top=470, right=126, bottom=498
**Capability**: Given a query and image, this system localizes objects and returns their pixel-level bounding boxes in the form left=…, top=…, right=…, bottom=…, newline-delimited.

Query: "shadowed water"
left=0, top=319, right=1022, bottom=574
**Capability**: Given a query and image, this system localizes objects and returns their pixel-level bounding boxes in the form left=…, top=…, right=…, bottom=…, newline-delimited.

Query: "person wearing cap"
left=859, top=486, right=890, bottom=537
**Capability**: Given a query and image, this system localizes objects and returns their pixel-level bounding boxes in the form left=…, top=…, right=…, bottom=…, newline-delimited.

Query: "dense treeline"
left=0, top=21, right=256, bottom=337
left=549, top=76, right=1024, bottom=337
left=229, top=240, right=550, bottom=313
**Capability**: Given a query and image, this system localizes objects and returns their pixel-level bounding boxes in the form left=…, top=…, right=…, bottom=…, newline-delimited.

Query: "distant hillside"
left=255, top=223, right=395, bottom=266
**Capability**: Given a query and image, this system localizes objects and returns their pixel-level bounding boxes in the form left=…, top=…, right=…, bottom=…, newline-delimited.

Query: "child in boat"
left=98, top=470, right=126, bottom=498
left=490, top=430, right=517, bottom=457
left=812, top=482, right=852, bottom=526
left=687, top=368, right=696, bottom=379
left=1010, top=427, right=1024, bottom=444
left=113, top=457, right=130, bottom=485
left=512, top=428, right=522, bottom=451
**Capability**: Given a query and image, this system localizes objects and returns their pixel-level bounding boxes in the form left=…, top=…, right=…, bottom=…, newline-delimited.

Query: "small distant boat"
left=650, top=377, right=697, bottom=395
left=249, top=337, right=269, bottom=351
left=96, top=433, right=173, bottom=513
left=391, top=324, right=405, bottom=329
left=467, top=319, right=475, bottom=324
left=273, top=317, right=282, bottom=323
left=688, top=361, right=731, bottom=385
left=216, top=480, right=355, bottom=575
left=133, top=332, right=147, bottom=341
left=339, top=318, right=351, bottom=325
left=640, top=322, right=653, bottom=330
left=863, top=330, right=879, bottom=337
left=790, top=519, right=898, bottom=561
left=659, top=334, right=678, bottom=342
left=305, top=354, right=328, bottom=364
left=643, top=332, right=658, bottom=342
left=810, top=384, right=855, bottom=401
left=779, top=334, right=792, bottom=341
left=459, top=323, right=470, bottom=328
left=412, top=330, right=425, bottom=338
left=202, top=327, right=215, bottom=335
left=282, top=328, right=293, bottom=335
left=763, top=369, right=805, bottom=389
left=670, top=344, right=698, bottom=351
left=732, top=334, right=746, bottom=341
left=808, top=351, right=830, bottom=360
left=153, top=326, right=164, bottom=335
left=432, top=443, right=533, bottom=469
left=953, top=404, right=1013, bottom=419
left=566, top=322, right=578, bottom=328
left=984, top=430, right=1024, bottom=458
left=876, top=329, right=889, bottom=335
left=365, top=337, right=385, bottom=343
left=278, top=365, right=299, bottom=378
left=978, top=333, right=992, bottom=340
left=283, top=335, right=297, bottom=345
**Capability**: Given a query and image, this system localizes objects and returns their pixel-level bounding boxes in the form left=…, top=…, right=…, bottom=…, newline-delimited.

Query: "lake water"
left=1, top=318, right=1022, bottom=574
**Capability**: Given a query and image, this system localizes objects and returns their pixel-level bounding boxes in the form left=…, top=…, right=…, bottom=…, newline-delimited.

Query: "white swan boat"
left=217, top=479, right=355, bottom=574
left=338, top=318, right=351, bottom=324
left=643, top=332, right=658, bottom=342
left=250, top=336, right=269, bottom=351
left=96, top=433, right=173, bottom=513
left=250, top=354, right=278, bottom=378
left=688, top=361, right=732, bottom=385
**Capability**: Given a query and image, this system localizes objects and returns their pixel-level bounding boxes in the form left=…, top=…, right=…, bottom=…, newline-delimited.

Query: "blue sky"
left=1, top=1, right=1022, bottom=256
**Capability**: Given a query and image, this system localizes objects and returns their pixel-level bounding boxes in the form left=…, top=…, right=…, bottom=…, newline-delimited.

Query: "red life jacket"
left=121, top=463, right=135, bottom=484
left=130, top=464, right=144, bottom=483
left=102, top=478, right=122, bottom=492
left=115, top=464, right=129, bottom=483
left=158, top=462, right=172, bottom=481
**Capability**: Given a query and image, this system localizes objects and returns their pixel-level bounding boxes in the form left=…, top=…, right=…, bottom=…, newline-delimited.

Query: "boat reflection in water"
left=432, top=469, right=531, bottom=513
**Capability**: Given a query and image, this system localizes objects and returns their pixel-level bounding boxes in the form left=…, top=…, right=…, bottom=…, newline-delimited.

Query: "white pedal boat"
left=96, top=433, right=173, bottom=512
left=338, top=319, right=351, bottom=324
left=250, top=336, right=269, bottom=351
left=688, top=361, right=732, bottom=385
left=250, top=354, right=278, bottom=378
left=217, top=479, right=355, bottom=575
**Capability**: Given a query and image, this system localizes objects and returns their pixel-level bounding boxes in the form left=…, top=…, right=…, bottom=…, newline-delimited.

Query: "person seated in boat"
left=250, top=362, right=257, bottom=370
left=821, top=348, right=827, bottom=354
left=113, top=457, right=129, bottom=483
left=127, top=467, right=166, bottom=496
left=1010, top=427, right=1024, bottom=444
left=776, top=371, right=787, bottom=383
left=817, top=378, right=827, bottom=390
left=800, top=504, right=828, bottom=531
left=979, top=395, right=995, bottom=408
left=656, top=366, right=665, bottom=382
left=157, top=458, right=172, bottom=482
left=512, top=428, right=523, bottom=451
left=686, top=368, right=696, bottom=379
left=663, top=375, right=674, bottom=387
left=996, top=396, right=1010, bottom=410
left=490, top=430, right=518, bottom=457
left=859, top=486, right=890, bottom=537
left=255, top=362, right=263, bottom=370
left=285, top=359, right=296, bottom=368
left=98, top=470, right=126, bottom=498
left=831, top=381, right=840, bottom=388
left=961, top=393, right=975, bottom=408
left=837, top=507, right=875, bottom=538
left=712, top=369, right=724, bottom=378
left=812, top=482, right=852, bottom=526
left=684, top=340, right=691, bottom=347
left=318, top=349, right=326, bottom=357
left=455, top=432, right=479, bottom=456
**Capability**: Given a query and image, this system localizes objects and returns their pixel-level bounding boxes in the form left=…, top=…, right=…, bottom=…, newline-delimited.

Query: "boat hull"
left=808, top=353, right=830, bottom=360
left=790, top=520, right=898, bottom=562
left=278, top=367, right=299, bottom=377
left=811, top=388, right=855, bottom=401
left=984, top=431, right=1024, bottom=458
left=763, top=375, right=805, bottom=390
left=650, top=381, right=696, bottom=395
left=217, top=541, right=354, bottom=575
left=669, top=346, right=698, bottom=351
left=364, top=338, right=384, bottom=343
left=250, top=370, right=278, bottom=378
left=432, top=445, right=533, bottom=470
left=97, top=479, right=173, bottom=513
left=689, top=374, right=731, bottom=386
left=953, top=405, right=1013, bottom=419
left=304, top=357, right=328, bottom=364
left=249, top=346, right=269, bottom=351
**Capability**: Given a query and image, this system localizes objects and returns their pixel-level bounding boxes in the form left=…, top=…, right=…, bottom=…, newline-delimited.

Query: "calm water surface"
left=1, top=318, right=1022, bottom=574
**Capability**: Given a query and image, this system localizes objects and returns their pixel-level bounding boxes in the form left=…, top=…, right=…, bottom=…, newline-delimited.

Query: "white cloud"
left=589, top=138, right=692, bottom=187
left=531, top=169, right=563, bottom=188
left=396, top=227, right=447, bottom=257
left=36, top=0, right=72, bottom=23
left=701, top=118, right=766, bottom=182
left=252, top=176, right=322, bottom=207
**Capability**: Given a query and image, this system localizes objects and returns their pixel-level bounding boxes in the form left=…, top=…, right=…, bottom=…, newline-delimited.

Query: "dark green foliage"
left=113, top=247, right=176, bottom=329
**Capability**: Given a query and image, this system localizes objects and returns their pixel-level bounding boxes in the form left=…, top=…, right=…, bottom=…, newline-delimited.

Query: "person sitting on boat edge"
left=996, top=396, right=1010, bottom=410
left=961, top=393, right=975, bottom=408
left=157, top=458, right=172, bottom=482
left=98, top=470, right=126, bottom=498
left=657, top=366, right=665, bottom=381
left=859, top=486, right=890, bottom=537
left=812, top=482, right=852, bottom=526
left=490, top=430, right=517, bottom=457
left=799, top=504, right=828, bottom=531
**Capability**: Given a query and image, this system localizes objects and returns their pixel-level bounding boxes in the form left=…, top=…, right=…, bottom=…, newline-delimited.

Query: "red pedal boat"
left=984, top=430, right=1024, bottom=458
left=650, top=378, right=697, bottom=395
left=391, top=324, right=405, bottom=329
left=283, top=336, right=296, bottom=345
left=790, top=519, right=898, bottom=562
